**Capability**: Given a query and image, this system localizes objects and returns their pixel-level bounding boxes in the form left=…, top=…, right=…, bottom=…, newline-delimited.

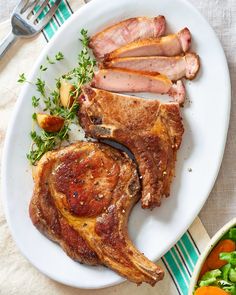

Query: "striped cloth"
left=39, top=2, right=208, bottom=294
left=35, top=0, right=74, bottom=40
left=163, top=232, right=199, bottom=293
left=0, top=1, right=210, bottom=294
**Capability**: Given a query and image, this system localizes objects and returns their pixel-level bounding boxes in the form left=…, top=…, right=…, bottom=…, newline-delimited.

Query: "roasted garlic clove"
left=36, top=113, right=64, bottom=132
left=59, top=79, right=75, bottom=108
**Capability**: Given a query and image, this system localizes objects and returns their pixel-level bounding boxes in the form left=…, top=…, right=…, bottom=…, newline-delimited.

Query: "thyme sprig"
left=18, top=29, right=96, bottom=165
left=17, top=73, right=27, bottom=83
left=63, top=29, right=96, bottom=88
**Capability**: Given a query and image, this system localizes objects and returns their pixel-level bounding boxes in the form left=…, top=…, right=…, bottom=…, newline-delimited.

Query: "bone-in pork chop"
left=79, top=87, right=184, bottom=209
left=29, top=142, right=164, bottom=285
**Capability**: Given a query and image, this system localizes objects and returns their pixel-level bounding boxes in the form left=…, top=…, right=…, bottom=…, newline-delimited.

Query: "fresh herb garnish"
left=46, top=51, right=64, bottom=65
left=46, top=55, right=55, bottom=64
left=32, top=96, right=40, bottom=107
left=27, top=125, right=70, bottom=164
left=35, top=78, right=46, bottom=97
left=18, top=29, right=95, bottom=165
left=55, top=51, right=64, bottom=61
left=17, top=73, right=27, bottom=83
left=32, top=113, right=37, bottom=120
left=40, top=64, right=48, bottom=72
left=62, top=29, right=96, bottom=88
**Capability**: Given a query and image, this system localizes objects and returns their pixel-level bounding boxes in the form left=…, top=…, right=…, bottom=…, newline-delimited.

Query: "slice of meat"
left=89, top=16, right=166, bottom=59
left=103, top=53, right=200, bottom=81
left=29, top=142, right=164, bottom=285
left=105, top=28, right=191, bottom=60
left=79, top=87, right=184, bottom=209
left=92, top=68, right=186, bottom=104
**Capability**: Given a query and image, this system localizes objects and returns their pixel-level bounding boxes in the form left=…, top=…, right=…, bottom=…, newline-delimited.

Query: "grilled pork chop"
left=92, top=68, right=186, bottom=104
left=89, top=16, right=166, bottom=59
left=105, top=28, right=191, bottom=60
left=79, top=87, right=184, bottom=209
left=103, top=53, right=200, bottom=81
left=29, top=142, right=164, bottom=285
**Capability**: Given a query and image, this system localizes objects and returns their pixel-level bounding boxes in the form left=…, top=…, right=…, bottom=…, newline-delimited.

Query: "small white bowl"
left=188, top=217, right=236, bottom=295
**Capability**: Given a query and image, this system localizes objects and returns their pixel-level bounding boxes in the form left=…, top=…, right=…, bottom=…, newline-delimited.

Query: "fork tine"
left=34, top=0, right=61, bottom=30
left=31, top=0, right=50, bottom=21
left=22, top=0, right=41, bottom=17
left=13, top=0, right=29, bottom=13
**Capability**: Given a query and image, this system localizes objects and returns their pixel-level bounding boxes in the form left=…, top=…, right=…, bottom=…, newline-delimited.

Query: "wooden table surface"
left=0, top=0, right=236, bottom=238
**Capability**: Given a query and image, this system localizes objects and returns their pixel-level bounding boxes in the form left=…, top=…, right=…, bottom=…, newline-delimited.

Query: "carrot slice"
left=194, top=286, right=229, bottom=295
left=207, top=239, right=235, bottom=270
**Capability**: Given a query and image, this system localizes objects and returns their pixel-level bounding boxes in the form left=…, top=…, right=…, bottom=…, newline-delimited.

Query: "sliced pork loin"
left=105, top=28, right=191, bottom=60
left=103, top=53, right=200, bottom=81
left=92, top=68, right=186, bottom=104
left=79, top=87, right=184, bottom=209
left=89, top=16, right=166, bottom=59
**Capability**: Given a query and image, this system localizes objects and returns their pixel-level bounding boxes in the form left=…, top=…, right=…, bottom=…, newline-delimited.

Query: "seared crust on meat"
left=29, top=151, right=100, bottom=265
left=79, top=87, right=184, bottom=209
left=29, top=142, right=164, bottom=285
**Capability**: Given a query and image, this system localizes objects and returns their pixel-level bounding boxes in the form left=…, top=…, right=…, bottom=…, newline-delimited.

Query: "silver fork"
left=0, top=0, right=62, bottom=59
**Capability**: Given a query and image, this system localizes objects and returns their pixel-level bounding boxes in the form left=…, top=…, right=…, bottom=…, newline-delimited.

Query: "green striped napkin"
left=163, top=231, right=200, bottom=293
left=26, top=1, right=210, bottom=294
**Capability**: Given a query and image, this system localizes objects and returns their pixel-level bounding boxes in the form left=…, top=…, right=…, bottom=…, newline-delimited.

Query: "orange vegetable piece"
left=199, top=260, right=209, bottom=278
left=207, top=239, right=235, bottom=270
left=194, top=286, right=229, bottom=295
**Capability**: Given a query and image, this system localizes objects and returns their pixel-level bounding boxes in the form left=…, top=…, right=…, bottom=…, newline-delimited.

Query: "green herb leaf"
left=40, top=64, right=48, bottom=72
left=27, top=29, right=95, bottom=165
left=18, top=73, right=27, bottom=83
left=56, top=78, right=61, bottom=89
left=55, top=52, right=64, bottom=61
left=80, top=28, right=89, bottom=47
left=32, top=113, right=37, bottom=120
left=46, top=55, right=55, bottom=64
left=35, top=78, right=46, bottom=97
left=32, top=96, right=40, bottom=107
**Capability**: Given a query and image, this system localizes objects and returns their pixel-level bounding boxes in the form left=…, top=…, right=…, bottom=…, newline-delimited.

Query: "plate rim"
left=1, top=0, right=231, bottom=289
